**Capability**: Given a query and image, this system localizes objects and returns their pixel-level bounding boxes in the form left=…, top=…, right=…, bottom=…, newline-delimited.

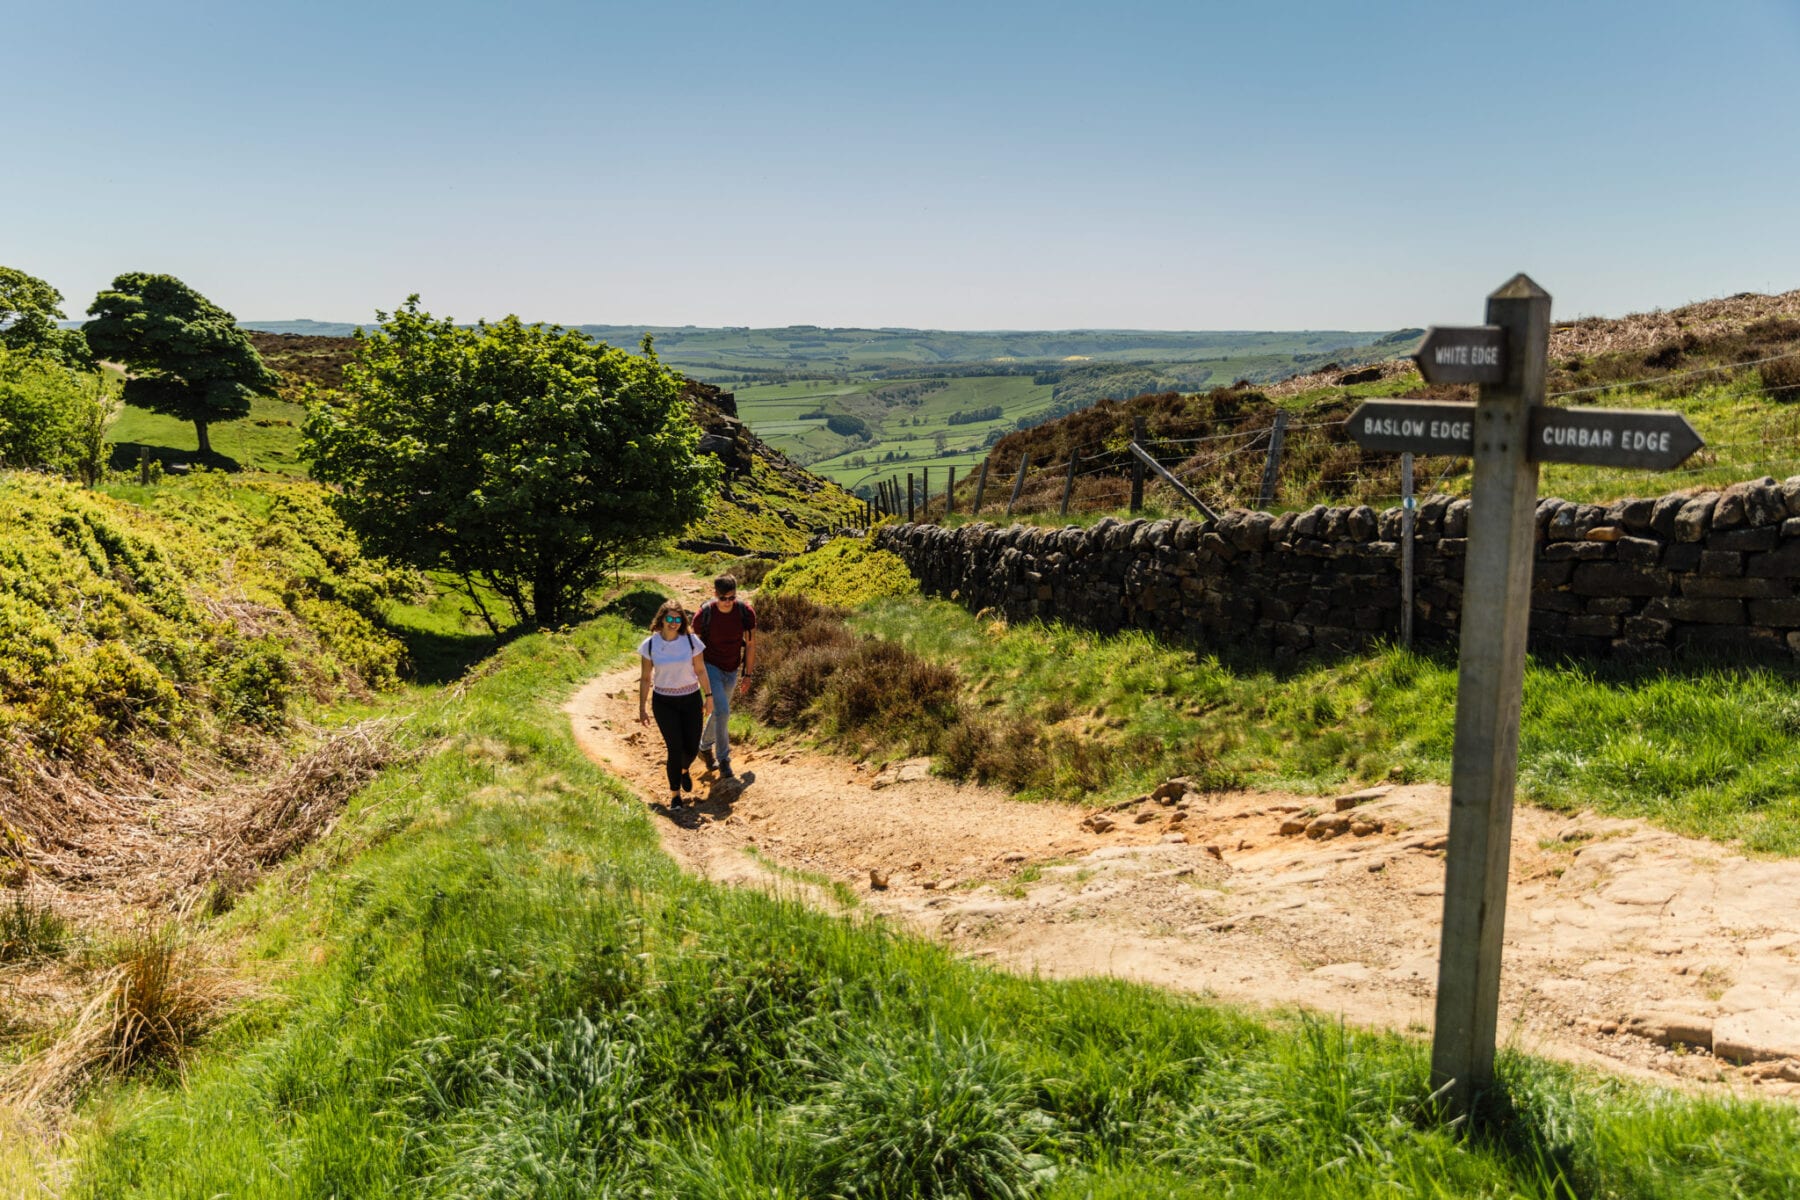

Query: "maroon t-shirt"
left=697, top=600, right=756, bottom=671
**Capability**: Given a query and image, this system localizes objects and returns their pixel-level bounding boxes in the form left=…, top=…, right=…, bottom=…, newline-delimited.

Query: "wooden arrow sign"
left=1346, top=400, right=1476, bottom=455
left=1529, top=406, right=1703, bottom=469
left=1415, top=325, right=1507, bottom=385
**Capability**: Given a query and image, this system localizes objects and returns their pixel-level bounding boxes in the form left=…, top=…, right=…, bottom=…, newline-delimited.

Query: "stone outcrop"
left=873, top=476, right=1800, bottom=661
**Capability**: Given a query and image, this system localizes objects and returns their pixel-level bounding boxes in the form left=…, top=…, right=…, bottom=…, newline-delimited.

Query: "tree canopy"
left=0, top=265, right=90, bottom=367
left=83, top=272, right=278, bottom=456
left=302, top=299, right=719, bottom=629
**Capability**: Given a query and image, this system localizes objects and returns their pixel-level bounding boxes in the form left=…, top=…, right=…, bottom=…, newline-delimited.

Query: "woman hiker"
left=694, top=573, right=756, bottom=780
left=637, top=599, right=712, bottom=809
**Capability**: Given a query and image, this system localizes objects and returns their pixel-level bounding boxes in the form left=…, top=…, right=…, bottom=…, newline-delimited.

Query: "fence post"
left=1127, top=442, right=1219, bottom=523
left=1257, top=411, right=1290, bottom=510
left=973, top=458, right=990, bottom=514
left=1429, top=275, right=1551, bottom=1116
left=1130, top=416, right=1147, bottom=512
left=138, top=446, right=150, bottom=486
left=1400, top=452, right=1415, bottom=649
left=923, top=468, right=931, bottom=521
left=946, top=467, right=956, bottom=516
left=1060, top=449, right=1080, bottom=517
left=1006, top=453, right=1031, bottom=517
left=907, top=472, right=915, bottom=522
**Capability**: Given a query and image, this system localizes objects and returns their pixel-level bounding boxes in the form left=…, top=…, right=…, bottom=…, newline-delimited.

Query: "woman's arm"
left=693, top=652, right=713, bottom=718
left=638, top=656, right=653, bottom=725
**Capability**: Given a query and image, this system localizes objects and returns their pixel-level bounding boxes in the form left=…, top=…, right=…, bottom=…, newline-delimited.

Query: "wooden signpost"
left=1350, top=276, right=1703, bottom=1116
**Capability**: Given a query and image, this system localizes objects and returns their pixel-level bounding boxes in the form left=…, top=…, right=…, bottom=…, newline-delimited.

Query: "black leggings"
left=651, top=690, right=704, bottom=793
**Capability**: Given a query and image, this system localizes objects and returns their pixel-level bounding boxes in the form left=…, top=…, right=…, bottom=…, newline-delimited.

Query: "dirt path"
left=569, top=594, right=1800, bottom=1097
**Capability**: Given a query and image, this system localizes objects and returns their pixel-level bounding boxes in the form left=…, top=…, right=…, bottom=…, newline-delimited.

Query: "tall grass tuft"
left=0, top=892, right=70, bottom=963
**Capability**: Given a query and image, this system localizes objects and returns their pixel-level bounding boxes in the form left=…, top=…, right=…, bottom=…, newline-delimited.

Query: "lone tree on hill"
left=83, top=272, right=279, bottom=456
left=0, top=265, right=91, bottom=367
left=302, top=298, right=719, bottom=630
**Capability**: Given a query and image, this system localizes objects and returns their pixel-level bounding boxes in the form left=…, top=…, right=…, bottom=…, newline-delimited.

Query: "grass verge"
left=854, top=595, right=1800, bottom=853
left=46, top=612, right=1800, bottom=1198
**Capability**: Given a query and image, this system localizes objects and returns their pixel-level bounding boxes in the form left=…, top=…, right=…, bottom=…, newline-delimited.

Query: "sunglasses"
left=661, top=615, right=683, bottom=624
left=716, top=593, right=736, bottom=601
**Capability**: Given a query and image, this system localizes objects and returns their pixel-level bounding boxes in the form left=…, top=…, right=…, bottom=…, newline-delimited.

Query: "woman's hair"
left=650, top=599, right=691, bottom=637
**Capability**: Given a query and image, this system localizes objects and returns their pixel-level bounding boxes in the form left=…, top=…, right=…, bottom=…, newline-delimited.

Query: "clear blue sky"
left=6, top=0, right=1797, bottom=330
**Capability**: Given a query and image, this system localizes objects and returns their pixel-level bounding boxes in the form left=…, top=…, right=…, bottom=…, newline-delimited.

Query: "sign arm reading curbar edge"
left=1347, top=276, right=1703, bottom=1121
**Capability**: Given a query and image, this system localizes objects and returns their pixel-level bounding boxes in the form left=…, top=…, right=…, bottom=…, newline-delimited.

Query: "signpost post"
left=1349, top=276, right=1705, bottom=1117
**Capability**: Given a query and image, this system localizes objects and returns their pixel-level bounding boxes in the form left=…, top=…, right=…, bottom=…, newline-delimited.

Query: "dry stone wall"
left=873, top=475, right=1800, bottom=662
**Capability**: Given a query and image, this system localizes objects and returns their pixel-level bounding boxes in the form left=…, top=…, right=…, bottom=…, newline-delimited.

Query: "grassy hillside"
left=944, top=289, right=1800, bottom=520
left=38, top=608, right=1800, bottom=1198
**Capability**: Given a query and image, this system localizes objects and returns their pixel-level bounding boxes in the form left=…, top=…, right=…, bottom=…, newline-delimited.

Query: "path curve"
left=569, top=624, right=1800, bottom=1099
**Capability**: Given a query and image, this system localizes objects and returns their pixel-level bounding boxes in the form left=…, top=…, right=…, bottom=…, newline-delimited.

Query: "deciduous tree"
left=303, top=298, right=719, bottom=629
left=83, top=273, right=278, bottom=456
left=0, top=265, right=90, bottom=367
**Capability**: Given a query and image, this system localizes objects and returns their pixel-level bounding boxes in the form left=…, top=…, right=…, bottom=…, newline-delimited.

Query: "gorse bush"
left=0, top=348, right=117, bottom=482
left=0, top=473, right=413, bottom=773
left=759, top=535, right=917, bottom=608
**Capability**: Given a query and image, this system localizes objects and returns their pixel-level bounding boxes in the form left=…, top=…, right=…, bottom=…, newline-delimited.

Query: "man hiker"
left=695, top=573, right=756, bottom=780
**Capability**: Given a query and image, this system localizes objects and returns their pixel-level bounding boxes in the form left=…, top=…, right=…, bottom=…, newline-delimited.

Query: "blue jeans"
left=700, top=663, right=737, bottom=768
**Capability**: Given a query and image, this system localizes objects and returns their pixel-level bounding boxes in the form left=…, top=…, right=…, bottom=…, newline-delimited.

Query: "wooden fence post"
left=1006, top=454, right=1030, bottom=517
left=973, top=458, right=990, bottom=514
left=922, top=468, right=931, bottom=521
left=946, top=467, right=956, bottom=516
left=1429, top=275, right=1551, bottom=1116
left=1129, top=416, right=1147, bottom=512
left=1127, top=442, right=1219, bottom=523
left=1400, top=453, right=1415, bottom=649
left=1257, top=411, right=1289, bottom=510
left=1060, top=449, right=1080, bottom=517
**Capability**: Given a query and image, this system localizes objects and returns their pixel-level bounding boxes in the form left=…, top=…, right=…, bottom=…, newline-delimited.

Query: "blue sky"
left=6, top=0, right=1798, bottom=330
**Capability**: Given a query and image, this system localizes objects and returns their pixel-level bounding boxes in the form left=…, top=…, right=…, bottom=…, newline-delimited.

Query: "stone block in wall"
left=1587, top=596, right=1636, bottom=616
left=1570, top=563, right=1670, bottom=597
left=1531, top=589, right=1585, bottom=614
left=1611, top=497, right=1656, bottom=531
left=1231, top=511, right=1274, bottom=552
left=1535, top=497, right=1566, bottom=534
left=1749, top=599, right=1800, bottom=626
left=1713, top=485, right=1748, bottom=529
left=1747, top=541, right=1800, bottom=579
left=1548, top=502, right=1607, bottom=541
left=1534, top=560, right=1575, bottom=586
left=1544, top=541, right=1610, bottom=561
left=1419, top=495, right=1450, bottom=528
left=1644, top=596, right=1744, bottom=624
left=1531, top=611, right=1568, bottom=635
left=1674, top=626, right=1785, bottom=656
left=1348, top=505, right=1378, bottom=541
left=1616, top=536, right=1661, bottom=567
left=1711, top=526, right=1780, bottom=552
left=1378, top=508, right=1402, bottom=539
left=1437, top=537, right=1467, bottom=556
left=1784, top=476, right=1800, bottom=516
left=1698, top=550, right=1743, bottom=577
left=1662, top=543, right=1703, bottom=571
left=1357, top=541, right=1400, bottom=560
left=1649, top=494, right=1686, bottom=538
left=1567, top=613, right=1620, bottom=637
left=1680, top=576, right=1796, bottom=599
left=1673, top=496, right=1718, bottom=543
left=1747, top=479, right=1786, bottom=527
left=1353, top=608, right=1386, bottom=631
left=1445, top=499, right=1470, bottom=538
left=1622, top=614, right=1674, bottom=640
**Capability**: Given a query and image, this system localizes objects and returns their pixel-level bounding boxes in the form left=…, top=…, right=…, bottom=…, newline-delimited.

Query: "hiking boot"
left=669, top=794, right=685, bottom=809
left=718, top=763, right=736, bottom=781
left=681, top=770, right=693, bottom=793
left=700, top=745, right=716, bottom=771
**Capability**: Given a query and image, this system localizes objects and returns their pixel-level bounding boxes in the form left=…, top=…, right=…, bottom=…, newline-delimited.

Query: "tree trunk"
left=196, top=420, right=212, bottom=456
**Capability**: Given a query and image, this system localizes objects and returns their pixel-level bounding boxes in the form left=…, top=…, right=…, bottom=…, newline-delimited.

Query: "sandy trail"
left=569, top=593, right=1800, bottom=1097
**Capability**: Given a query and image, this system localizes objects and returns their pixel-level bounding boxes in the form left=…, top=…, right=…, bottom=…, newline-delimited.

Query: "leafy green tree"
left=0, top=265, right=91, bottom=367
left=0, top=347, right=121, bottom=482
left=83, top=272, right=278, bottom=456
left=302, top=298, right=719, bottom=630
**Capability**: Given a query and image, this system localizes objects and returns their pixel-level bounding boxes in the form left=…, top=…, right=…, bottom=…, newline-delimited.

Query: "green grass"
left=854, top=595, right=1800, bottom=853
left=106, top=394, right=310, bottom=475
left=53, top=608, right=1800, bottom=1198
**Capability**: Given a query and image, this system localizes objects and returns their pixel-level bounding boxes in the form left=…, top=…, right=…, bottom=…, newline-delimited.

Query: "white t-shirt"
left=638, top=632, right=706, bottom=695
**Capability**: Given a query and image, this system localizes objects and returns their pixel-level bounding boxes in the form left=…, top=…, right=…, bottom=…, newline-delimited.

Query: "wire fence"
left=851, top=353, right=1800, bottom=528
